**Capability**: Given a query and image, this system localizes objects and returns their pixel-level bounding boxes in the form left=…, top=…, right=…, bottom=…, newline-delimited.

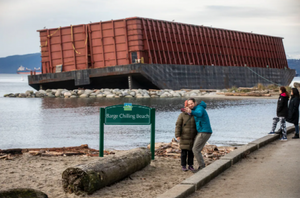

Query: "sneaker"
left=182, top=166, right=188, bottom=172
left=268, top=132, right=275, bottom=135
left=197, top=165, right=205, bottom=171
left=280, top=137, right=287, bottom=141
left=292, top=135, right=299, bottom=139
left=188, top=166, right=195, bottom=172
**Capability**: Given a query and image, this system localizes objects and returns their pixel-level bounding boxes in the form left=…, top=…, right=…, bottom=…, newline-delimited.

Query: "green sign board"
left=99, top=103, right=156, bottom=160
left=105, top=104, right=151, bottom=125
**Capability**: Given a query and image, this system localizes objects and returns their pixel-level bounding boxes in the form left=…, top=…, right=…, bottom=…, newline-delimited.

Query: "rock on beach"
left=4, top=89, right=220, bottom=98
left=3, top=87, right=276, bottom=98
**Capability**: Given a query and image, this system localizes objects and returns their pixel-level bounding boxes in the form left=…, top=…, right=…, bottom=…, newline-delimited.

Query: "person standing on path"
left=268, top=86, right=289, bottom=141
left=286, top=88, right=300, bottom=139
left=175, top=101, right=197, bottom=172
left=184, top=98, right=212, bottom=170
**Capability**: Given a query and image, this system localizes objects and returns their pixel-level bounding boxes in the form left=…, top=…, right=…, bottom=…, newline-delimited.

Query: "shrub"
left=229, top=86, right=238, bottom=92
left=257, top=83, right=265, bottom=90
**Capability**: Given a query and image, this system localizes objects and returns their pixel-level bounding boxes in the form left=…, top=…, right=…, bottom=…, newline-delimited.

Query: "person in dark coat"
left=175, top=101, right=197, bottom=172
left=286, top=88, right=300, bottom=139
left=268, top=86, right=289, bottom=141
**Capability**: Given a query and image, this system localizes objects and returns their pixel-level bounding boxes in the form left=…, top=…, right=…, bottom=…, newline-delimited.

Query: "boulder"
left=46, top=93, right=55, bottom=97
left=18, top=93, right=26, bottom=98
left=95, top=90, right=102, bottom=95
left=35, top=92, right=45, bottom=98
left=172, top=93, right=181, bottom=97
left=190, top=92, right=199, bottom=97
left=84, top=90, right=93, bottom=95
left=79, top=94, right=88, bottom=98
left=64, top=92, right=72, bottom=97
left=51, top=89, right=57, bottom=94
left=97, top=94, right=105, bottom=98
left=106, top=94, right=115, bottom=98
left=38, top=90, right=47, bottom=94
left=143, top=94, right=150, bottom=98
left=78, top=90, right=85, bottom=95
left=25, top=90, right=33, bottom=96
left=129, top=91, right=136, bottom=97
left=55, top=90, right=62, bottom=97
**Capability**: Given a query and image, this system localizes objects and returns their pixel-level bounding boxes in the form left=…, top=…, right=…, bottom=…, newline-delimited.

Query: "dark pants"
left=295, top=124, right=299, bottom=135
left=181, top=149, right=194, bottom=166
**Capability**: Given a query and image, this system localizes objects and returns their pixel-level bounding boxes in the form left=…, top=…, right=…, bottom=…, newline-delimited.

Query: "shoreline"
left=3, top=88, right=279, bottom=99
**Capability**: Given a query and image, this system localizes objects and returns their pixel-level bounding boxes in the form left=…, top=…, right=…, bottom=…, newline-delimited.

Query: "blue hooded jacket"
left=191, top=101, right=212, bottom=133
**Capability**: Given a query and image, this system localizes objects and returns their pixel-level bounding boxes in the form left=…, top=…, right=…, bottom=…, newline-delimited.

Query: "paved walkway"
left=188, top=133, right=300, bottom=198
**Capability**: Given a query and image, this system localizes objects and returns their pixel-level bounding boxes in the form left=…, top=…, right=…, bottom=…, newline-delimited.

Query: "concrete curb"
left=156, top=125, right=295, bottom=198
left=156, top=184, right=195, bottom=198
left=181, top=159, right=231, bottom=190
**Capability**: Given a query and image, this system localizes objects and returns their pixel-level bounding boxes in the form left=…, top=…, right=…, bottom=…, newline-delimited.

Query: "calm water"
left=0, top=74, right=295, bottom=150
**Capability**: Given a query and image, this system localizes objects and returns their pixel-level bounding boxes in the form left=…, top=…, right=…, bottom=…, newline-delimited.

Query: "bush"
left=229, top=86, right=238, bottom=92
left=257, top=83, right=265, bottom=90
left=266, top=84, right=279, bottom=92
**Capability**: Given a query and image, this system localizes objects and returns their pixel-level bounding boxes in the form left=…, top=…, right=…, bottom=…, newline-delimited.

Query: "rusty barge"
left=28, top=17, right=295, bottom=90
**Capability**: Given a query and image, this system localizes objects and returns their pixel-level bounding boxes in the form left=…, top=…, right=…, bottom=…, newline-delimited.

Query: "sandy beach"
left=0, top=140, right=236, bottom=198
left=0, top=152, right=198, bottom=198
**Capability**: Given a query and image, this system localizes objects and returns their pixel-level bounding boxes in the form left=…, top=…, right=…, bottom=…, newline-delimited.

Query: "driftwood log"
left=224, top=93, right=271, bottom=97
left=0, top=148, right=22, bottom=155
left=62, top=147, right=151, bottom=195
left=0, top=144, right=113, bottom=158
left=0, top=188, right=48, bottom=198
left=148, top=139, right=236, bottom=165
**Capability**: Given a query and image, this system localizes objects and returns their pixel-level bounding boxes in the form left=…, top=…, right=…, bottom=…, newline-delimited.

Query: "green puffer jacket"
left=175, top=112, right=197, bottom=150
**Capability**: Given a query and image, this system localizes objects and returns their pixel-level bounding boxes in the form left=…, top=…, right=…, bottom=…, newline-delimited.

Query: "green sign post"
left=99, top=104, right=156, bottom=159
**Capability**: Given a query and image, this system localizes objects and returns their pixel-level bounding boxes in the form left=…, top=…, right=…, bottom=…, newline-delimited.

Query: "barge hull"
left=28, top=64, right=295, bottom=90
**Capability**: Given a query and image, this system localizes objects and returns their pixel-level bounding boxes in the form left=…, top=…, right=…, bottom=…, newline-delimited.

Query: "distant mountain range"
left=0, top=53, right=299, bottom=74
left=287, top=59, right=300, bottom=75
left=0, top=53, right=41, bottom=74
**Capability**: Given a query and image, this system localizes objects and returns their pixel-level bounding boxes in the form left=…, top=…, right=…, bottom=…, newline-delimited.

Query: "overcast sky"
left=0, top=0, right=299, bottom=58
